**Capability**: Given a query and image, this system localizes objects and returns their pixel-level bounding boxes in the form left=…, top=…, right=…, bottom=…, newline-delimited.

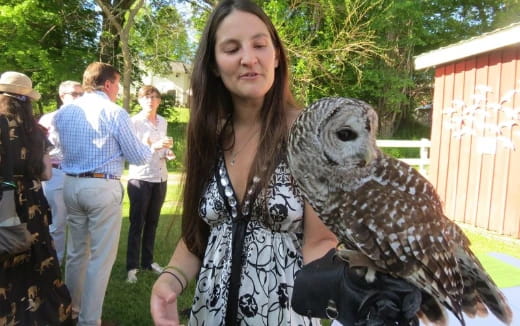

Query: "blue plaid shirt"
left=53, top=91, right=152, bottom=177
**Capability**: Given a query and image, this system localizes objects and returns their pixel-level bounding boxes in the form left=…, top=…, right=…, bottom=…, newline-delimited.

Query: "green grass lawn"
left=101, top=174, right=191, bottom=325
left=459, top=225, right=520, bottom=288
left=100, top=173, right=520, bottom=325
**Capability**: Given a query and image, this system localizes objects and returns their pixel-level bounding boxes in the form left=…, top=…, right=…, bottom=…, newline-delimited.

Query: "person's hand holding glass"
left=150, top=136, right=172, bottom=150
left=165, top=137, right=176, bottom=160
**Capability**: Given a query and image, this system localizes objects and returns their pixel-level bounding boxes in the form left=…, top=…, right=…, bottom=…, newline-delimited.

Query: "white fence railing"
left=376, top=138, right=431, bottom=175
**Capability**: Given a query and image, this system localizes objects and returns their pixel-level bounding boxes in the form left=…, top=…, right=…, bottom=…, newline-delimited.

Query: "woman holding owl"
left=150, top=1, right=424, bottom=325
left=150, top=0, right=337, bottom=325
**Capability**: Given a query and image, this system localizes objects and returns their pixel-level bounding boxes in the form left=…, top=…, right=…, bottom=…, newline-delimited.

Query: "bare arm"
left=301, top=202, right=338, bottom=264
left=164, top=238, right=201, bottom=284
left=40, top=153, right=52, bottom=181
left=150, top=238, right=202, bottom=326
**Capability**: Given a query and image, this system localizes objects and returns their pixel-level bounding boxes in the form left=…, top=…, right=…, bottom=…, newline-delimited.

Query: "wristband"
left=163, top=265, right=188, bottom=285
left=160, top=270, right=185, bottom=294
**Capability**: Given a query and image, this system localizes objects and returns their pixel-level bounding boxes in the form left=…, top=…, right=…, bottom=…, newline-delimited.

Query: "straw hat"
left=0, top=71, right=41, bottom=101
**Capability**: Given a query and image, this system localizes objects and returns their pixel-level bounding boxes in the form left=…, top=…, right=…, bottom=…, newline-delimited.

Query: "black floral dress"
left=190, top=156, right=320, bottom=325
left=0, top=115, right=72, bottom=325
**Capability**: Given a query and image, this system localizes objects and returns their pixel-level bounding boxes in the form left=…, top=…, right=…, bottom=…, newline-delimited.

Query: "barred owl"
left=287, top=97, right=513, bottom=325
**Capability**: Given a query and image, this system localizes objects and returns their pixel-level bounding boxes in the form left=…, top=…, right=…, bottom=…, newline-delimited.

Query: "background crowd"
left=0, top=63, right=174, bottom=326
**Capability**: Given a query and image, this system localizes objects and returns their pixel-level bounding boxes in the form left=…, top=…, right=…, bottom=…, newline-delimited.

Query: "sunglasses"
left=64, top=92, right=84, bottom=97
left=0, top=92, right=28, bottom=102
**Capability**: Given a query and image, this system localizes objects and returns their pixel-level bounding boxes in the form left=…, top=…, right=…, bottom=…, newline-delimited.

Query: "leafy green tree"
left=96, top=0, right=145, bottom=110
left=97, top=0, right=137, bottom=65
left=131, top=2, right=193, bottom=76
left=0, top=0, right=98, bottom=114
left=262, top=0, right=386, bottom=104
left=3, top=0, right=519, bottom=130
left=344, top=0, right=424, bottom=136
left=347, top=0, right=520, bottom=136
left=93, top=0, right=193, bottom=110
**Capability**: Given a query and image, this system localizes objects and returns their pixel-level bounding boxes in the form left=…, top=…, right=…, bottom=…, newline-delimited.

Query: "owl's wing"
left=337, top=160, right=464, bottom=317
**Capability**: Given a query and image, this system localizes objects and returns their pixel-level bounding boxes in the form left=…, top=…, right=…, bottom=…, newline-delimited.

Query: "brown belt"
left=66, top=172, right=120, bottom=180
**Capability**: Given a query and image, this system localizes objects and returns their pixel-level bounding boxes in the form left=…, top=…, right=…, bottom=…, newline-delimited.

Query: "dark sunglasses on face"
left=0, top=92, right=28, bottom=102
left=64, top=92, right=84, bottom=97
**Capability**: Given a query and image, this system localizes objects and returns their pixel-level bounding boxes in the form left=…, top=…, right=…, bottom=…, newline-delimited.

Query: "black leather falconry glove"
left=291, top=248, right=421, bottom=326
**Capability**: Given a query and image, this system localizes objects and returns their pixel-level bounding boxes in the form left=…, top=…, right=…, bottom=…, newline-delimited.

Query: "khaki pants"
left=63, top=176, right=124, bottom=326
left=42, top=167, right=67, bottom=264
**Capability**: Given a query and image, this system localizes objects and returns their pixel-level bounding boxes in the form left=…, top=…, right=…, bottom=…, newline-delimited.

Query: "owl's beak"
left=357, top=147, right=377, bottom=167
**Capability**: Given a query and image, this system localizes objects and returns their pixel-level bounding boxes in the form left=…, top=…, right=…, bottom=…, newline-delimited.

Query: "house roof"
left=414, top=22, right=520, bottom=70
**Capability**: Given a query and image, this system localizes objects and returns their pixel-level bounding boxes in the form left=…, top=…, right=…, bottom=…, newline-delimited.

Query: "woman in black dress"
left=0, top=71, right=72, bottom=325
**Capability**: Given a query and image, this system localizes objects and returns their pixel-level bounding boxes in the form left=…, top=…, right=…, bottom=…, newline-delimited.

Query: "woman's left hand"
left=150, top=275, right=181, bottom=326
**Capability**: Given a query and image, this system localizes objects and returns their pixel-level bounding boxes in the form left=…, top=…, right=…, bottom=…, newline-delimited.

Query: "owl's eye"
left=336, top=128, right=357, bottom=142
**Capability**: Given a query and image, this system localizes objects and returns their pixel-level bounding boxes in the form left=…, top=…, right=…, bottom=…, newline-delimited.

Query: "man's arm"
left=115, top=110, right=152, bottom=165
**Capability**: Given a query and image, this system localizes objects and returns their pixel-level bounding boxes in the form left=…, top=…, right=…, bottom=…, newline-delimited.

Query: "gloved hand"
left=291, top=248, right=421, bottom=326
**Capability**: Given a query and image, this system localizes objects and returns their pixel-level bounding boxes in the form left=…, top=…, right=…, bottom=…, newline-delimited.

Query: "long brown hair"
left=182, top=0, right=298, bottom=258
left=0, top=94, right=47, bottom=177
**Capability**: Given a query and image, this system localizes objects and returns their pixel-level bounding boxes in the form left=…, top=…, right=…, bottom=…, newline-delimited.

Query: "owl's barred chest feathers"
left=317, top=155, right=452, bottom=265
left=313, top=153, right=441, bottom=221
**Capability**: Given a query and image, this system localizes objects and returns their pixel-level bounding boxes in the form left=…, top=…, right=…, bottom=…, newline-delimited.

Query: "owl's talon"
left=335, top=244, right=377, bottom=282
left=335, top=244, right=352, bottom=263
left=364, top=268, right=376, bottom=283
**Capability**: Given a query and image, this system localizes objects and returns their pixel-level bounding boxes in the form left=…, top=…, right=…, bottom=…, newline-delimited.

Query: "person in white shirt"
left=126, top=85, right=175, bottom=283
left=39, top=80, right=83, bottom=264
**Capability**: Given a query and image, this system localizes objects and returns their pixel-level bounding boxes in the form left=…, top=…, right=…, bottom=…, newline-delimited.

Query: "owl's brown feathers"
left=287, top=97, right=513, bottom=325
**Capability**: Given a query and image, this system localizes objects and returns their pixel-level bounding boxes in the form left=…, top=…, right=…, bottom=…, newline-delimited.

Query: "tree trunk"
left=95, top=0, right=144, bottom=110
left=120, top=31, right=132, bottom=110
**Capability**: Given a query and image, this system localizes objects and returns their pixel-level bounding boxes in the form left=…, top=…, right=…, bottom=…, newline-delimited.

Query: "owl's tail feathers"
left=416, top=292, right=449, bottom=326
left=459, top=250, right=513, bottom=325
left=417, top=291, right=472, bottom=326
left=466, top=275, right=512, bottom=325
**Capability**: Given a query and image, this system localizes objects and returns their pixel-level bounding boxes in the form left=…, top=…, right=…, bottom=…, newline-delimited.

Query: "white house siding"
left=141, top=62, right=191, bottom=107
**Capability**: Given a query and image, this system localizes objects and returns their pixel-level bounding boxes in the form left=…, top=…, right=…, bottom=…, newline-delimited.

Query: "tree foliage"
left=0, top=0, right=98, bottom=114
left=131, top=3, right=192, bottom=76
left=1, top=0, right=519, bottom=131
left=0, top=0, right=191, bottom=111
left=362, top=0, right=520, bottom=136
left=262, top=0, right=387, bottom=104
left=96, top=0, right=145, bottom=110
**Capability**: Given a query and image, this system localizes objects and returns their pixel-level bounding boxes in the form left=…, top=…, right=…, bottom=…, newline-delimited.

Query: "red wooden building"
left=415, top=23, right=520, bottom=238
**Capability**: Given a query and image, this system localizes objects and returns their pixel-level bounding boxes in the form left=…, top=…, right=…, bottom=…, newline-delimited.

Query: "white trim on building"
left=414, top=22, right=520, bottom=70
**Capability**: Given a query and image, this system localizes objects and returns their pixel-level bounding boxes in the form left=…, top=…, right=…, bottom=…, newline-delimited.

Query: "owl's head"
left=288, top=97, right=380, bottom=206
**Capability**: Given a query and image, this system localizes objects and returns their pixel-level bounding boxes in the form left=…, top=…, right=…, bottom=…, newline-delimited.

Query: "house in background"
left=141, top=61, right=191, bottom=107
left=415, top=23, right=520, bottom=239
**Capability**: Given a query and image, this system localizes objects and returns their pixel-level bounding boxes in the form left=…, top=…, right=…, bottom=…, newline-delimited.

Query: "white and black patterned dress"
left=189, top=156, right=320, bottom=326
